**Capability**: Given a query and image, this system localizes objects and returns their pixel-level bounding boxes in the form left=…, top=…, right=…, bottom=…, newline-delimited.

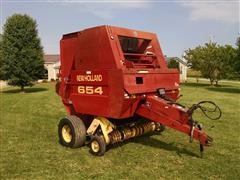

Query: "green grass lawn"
left=0, top=81, right=240, bottom=179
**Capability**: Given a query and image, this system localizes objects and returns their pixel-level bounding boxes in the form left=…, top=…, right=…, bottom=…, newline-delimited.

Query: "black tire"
left=58, top=115, right=86, bottom=148
left=155, top=123, right=166, bottom=133
left=90, top=136, right=106, bottom=156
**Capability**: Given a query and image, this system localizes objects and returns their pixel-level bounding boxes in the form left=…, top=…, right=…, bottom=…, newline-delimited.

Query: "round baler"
left=56, top=25, right=217, bottom=156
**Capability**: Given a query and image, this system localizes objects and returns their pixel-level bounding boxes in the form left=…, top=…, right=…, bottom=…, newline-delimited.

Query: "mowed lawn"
left=0, top=80, right=239, bottom=179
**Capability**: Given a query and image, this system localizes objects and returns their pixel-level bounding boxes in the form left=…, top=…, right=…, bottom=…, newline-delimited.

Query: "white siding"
left=179, top=63, right=187, bottom=82
left=44, top=61, right=60, bottom=81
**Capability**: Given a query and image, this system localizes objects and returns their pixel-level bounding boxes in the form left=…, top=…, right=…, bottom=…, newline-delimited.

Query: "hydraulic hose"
left=188, top=101, right=222, bottom=120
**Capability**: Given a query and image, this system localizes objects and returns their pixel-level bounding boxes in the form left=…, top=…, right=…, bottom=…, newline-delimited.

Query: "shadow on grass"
left=106, top=135, right=199, bottom=158
left=182, top=82, right=210, bottom=88
left=206, top=87, right=240, bottom=94
left=2, top=87, right=48, bottom=93
left=133, top=136, right=199, bottom=158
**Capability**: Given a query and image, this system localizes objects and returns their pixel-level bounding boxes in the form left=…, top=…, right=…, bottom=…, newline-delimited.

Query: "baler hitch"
left=136, top=95, right=221, bottom=158
left=188, top=101, right=221, bottom=157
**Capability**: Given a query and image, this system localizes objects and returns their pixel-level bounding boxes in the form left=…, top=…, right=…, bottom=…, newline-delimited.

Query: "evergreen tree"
left=1, top=14, right=45, bottom=90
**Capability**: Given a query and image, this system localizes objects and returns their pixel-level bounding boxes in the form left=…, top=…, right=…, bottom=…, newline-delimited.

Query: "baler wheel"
left=58, top=115, right=86, bottom=148
left=90, top=136, right=106, bottom=156
left=155, top=123, right=165, bottom=133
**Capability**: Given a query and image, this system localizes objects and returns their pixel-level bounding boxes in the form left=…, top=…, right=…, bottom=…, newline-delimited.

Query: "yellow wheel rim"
left=62, top=125, right=72, bottom=143
left=91, top=140, right=100, bottom=153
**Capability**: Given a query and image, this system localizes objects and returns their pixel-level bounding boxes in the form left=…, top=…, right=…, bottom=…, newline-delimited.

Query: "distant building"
left=44, top=54, right=60, bottom=81
left=166, top=56, right=188, bottom=83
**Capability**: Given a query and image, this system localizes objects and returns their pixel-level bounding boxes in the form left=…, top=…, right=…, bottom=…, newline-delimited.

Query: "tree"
left=1, top=14, right=45, bottom=90
left=184, top=42, right=237, bottom=85
left=0, top=34, right=3, bottom=78
left=234, top=37, right=240, bottom=75
left=167, top=57, right=179, bottom=69
left=219, top=44, right=238, bottom=79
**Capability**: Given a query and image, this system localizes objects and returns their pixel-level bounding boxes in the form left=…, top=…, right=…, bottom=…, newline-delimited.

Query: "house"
left=44, top=54, right=60, bottom=81
left=166, top=56, right=188, bottom=83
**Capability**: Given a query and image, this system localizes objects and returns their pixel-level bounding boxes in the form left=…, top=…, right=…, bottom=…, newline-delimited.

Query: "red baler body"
left=58, top=26, right=179, bottom=118
left=57, top=25, right=211, bottom=147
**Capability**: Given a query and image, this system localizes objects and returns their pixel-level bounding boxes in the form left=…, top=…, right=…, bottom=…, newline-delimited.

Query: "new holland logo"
left=77, top=74, right=103, bottom=82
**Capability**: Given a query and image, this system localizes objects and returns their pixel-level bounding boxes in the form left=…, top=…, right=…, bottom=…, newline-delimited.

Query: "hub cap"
left=91, top=140, right=100, bottom=153
left=62, top=125, right=72, bottom=143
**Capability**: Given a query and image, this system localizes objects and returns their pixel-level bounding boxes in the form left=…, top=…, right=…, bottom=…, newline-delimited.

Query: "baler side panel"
left=68, top=69, right=132, bottom=118
left=74, top=26, right=118, bottom=70
left=59, top=38, right=78, bottom=101
left=123, top=72, right=180, bottom=95
left=105, top=26, right=125, bottom=69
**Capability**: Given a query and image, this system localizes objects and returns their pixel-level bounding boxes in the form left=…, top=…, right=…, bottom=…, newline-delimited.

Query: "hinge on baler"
left=189, top=120, right=205, bottom=158
left=189, top=119, right=202, bottom=143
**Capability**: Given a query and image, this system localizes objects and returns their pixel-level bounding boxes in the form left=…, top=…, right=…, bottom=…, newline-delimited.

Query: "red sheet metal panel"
left=57, top=25, right=180, bottom=119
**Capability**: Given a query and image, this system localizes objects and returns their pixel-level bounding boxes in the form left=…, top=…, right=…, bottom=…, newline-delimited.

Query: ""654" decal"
left=77, top=86, right=103, bottom=95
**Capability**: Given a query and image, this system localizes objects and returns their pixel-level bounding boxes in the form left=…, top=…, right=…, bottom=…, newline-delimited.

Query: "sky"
left=0, top=0, right=239, bottom=57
